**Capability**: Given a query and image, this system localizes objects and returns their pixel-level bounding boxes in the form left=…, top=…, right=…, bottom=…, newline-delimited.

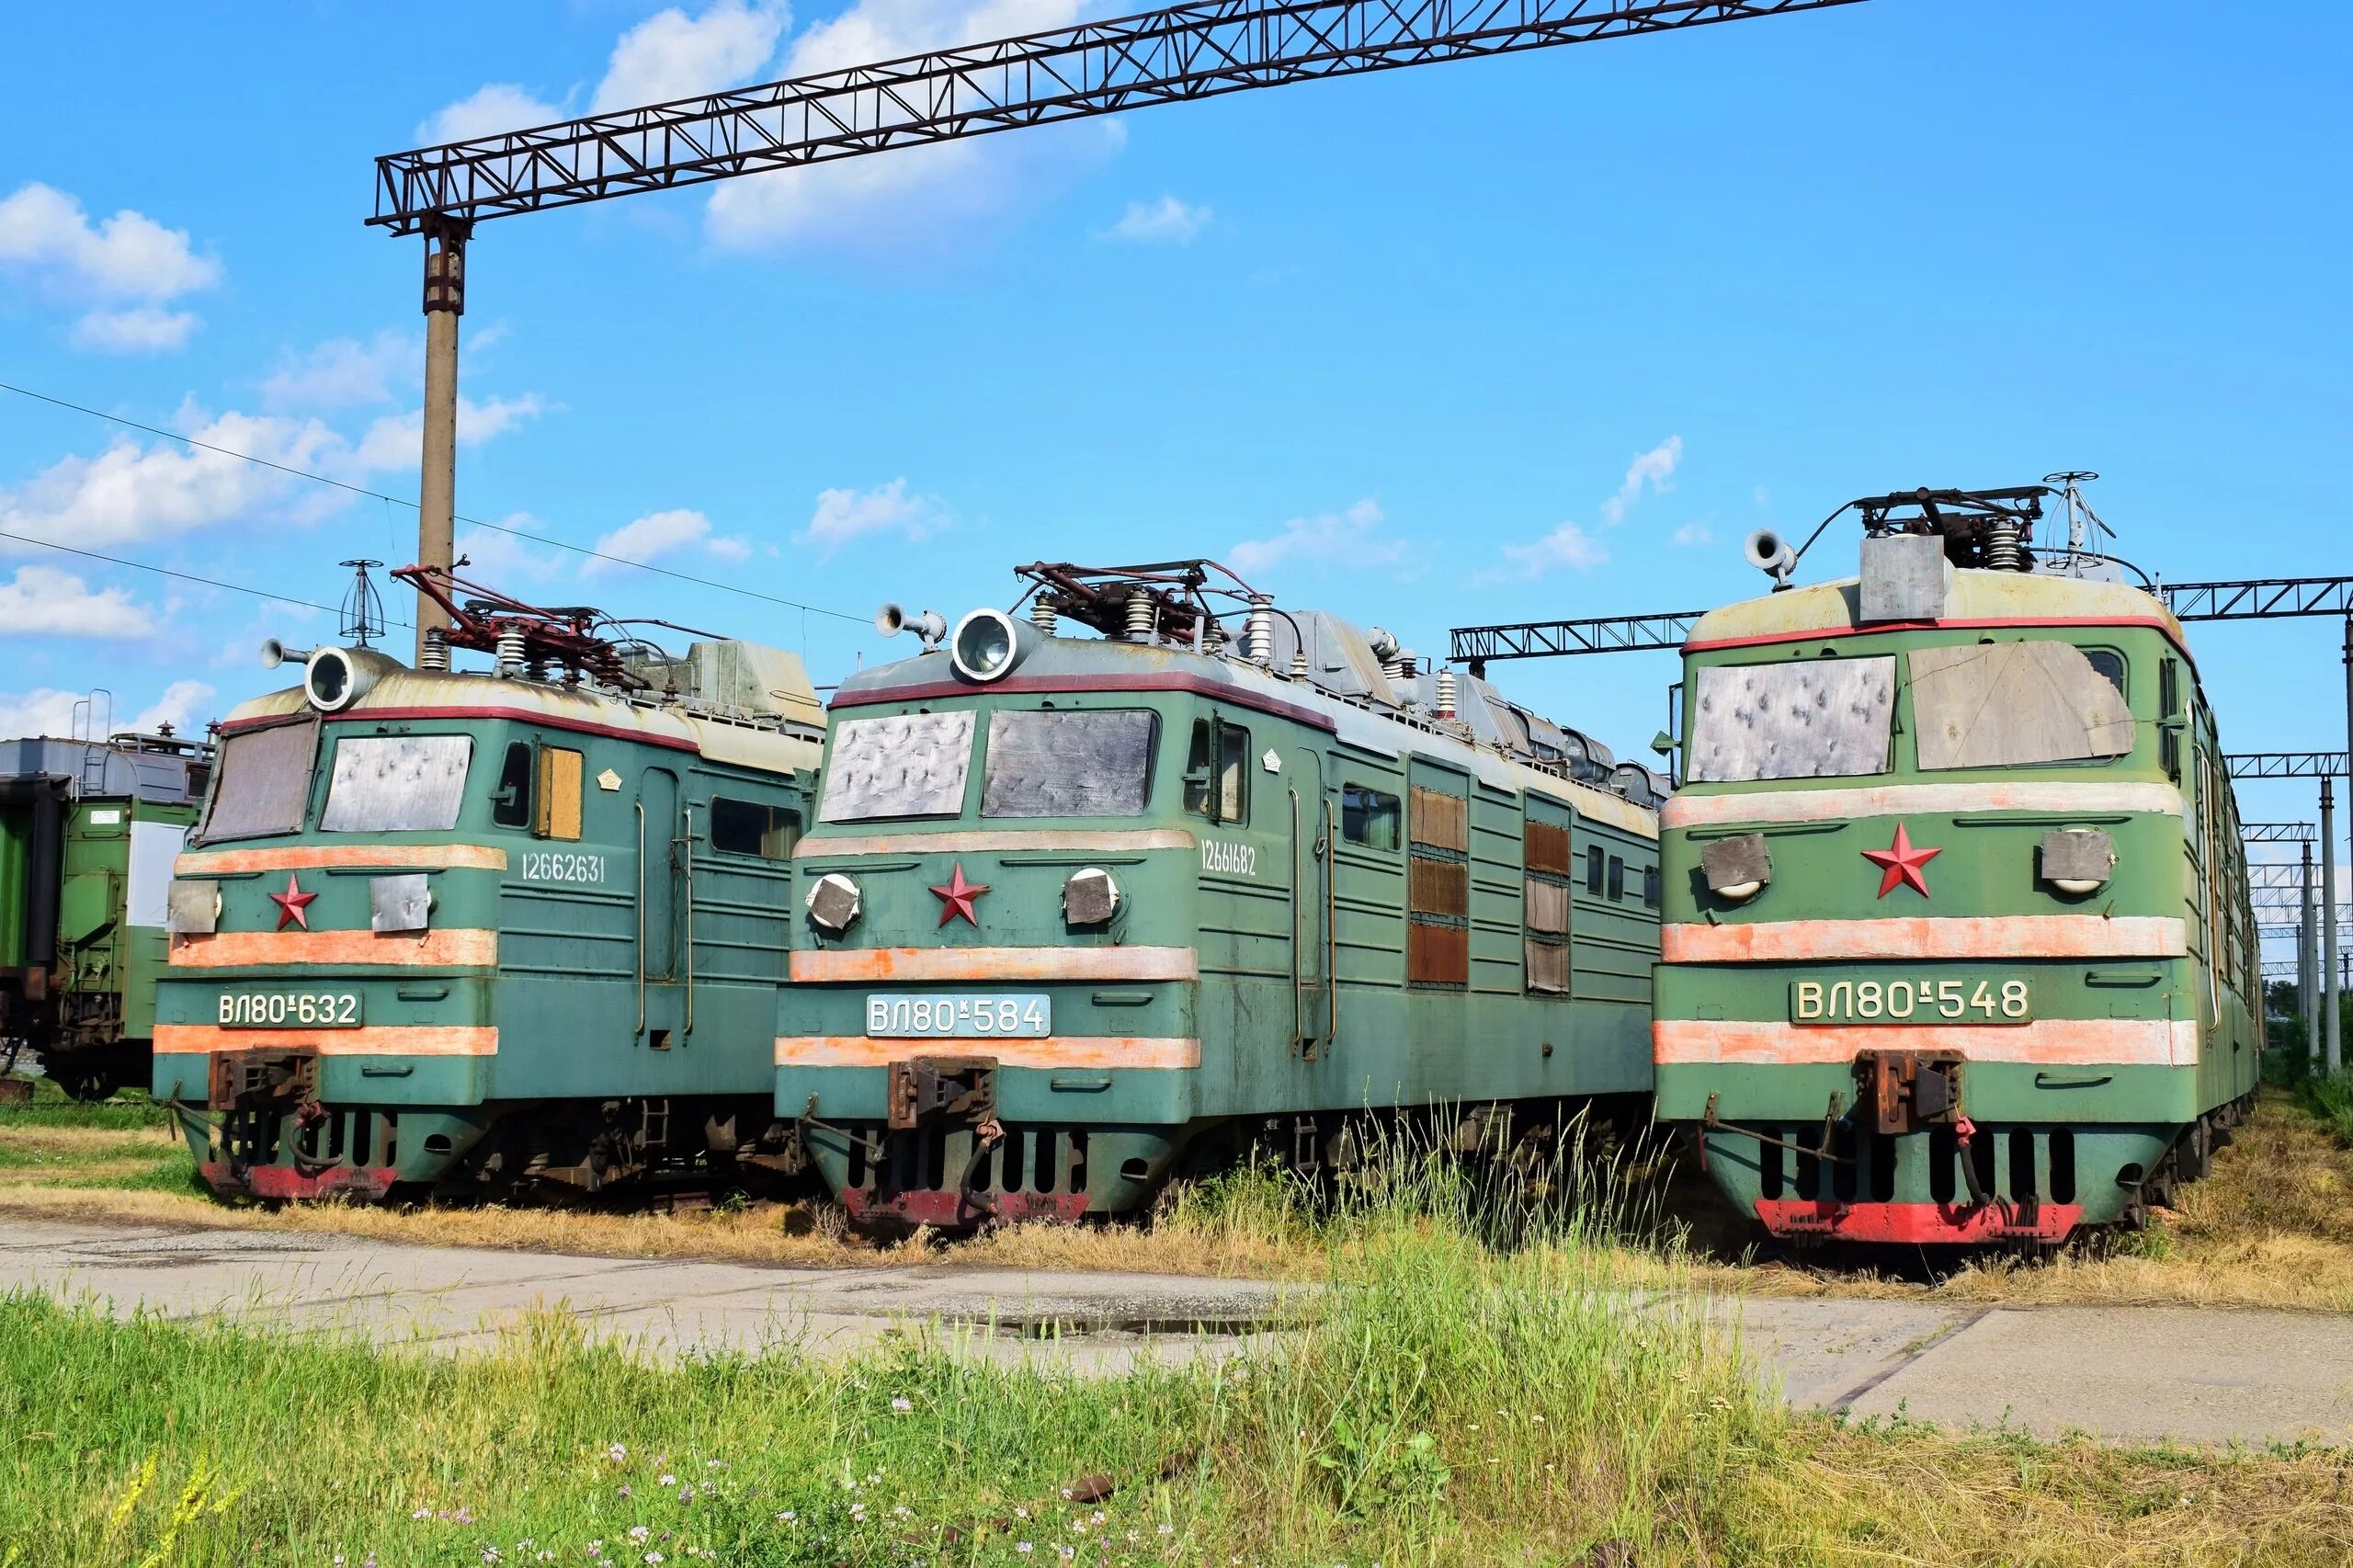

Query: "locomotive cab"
left=780, top=562, right=1665, bottom=1229
left=155, top=573, right=824, bottom=1202
left=1655, top=486, right=2262, bottom=1244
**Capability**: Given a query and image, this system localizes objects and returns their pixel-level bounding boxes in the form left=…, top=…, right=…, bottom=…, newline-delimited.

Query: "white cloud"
left=0, top=681, right=210, bottom=739
left=0, top=390, right=543, bottom=555
left=798, top=479, right=947, bottom=558
left=1102, top=196, right=1210, bottom=244
left=261, top=331, right=418, bottom=410
left=593, top=1, right=789, bottom=111
left=706, top=0, right=1113, bottom=250
left=1752, top=483, right=1771, bottom=510
left=456, top=512, right=565, bottom=582
left=1491, top=522, right=1608, bottom=581
left=1228, top=498, right=1402, bottom=578
left=350, top=393, right=547, bottom=472
left=1598, top=435, right=1682, bottom=526
left=0, top=409, right=346, bottom=551
left=1672, top=522, right=1715, bottom=549
left=133, top=680, right=215, bottom=734
left=416, top=83, right=565, bottom=144
left=0, top=564, right=156, bottom=638
left=0, top=182, right=222, bottom=353
left=70, top=306, right=200, bottom=353
left=585, top=508, right=750, bottom=574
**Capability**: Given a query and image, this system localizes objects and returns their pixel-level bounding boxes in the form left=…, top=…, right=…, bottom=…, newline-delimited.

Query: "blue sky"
left=2, top=0, right=2347, bottom=950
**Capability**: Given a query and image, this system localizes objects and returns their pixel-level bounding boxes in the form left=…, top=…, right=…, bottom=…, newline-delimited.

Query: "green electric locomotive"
left=3, top=730, right=214, bottom=1100
left=1654, top=486, right=2260, bottom=1245
left=776, top=561, right=1666, bottom=1228
left=153, top=570, right=826, bottom=1200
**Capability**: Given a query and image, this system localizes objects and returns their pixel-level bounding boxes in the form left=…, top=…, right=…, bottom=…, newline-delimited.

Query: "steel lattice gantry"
left=371, top=0, right=1860, bottom=232
left=2226, top=753, right=2353, bottom=779
left=1450, top=576, right=2353, bottom=668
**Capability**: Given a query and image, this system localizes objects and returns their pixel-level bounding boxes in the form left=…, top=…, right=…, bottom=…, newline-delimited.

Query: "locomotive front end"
left=1656, top=495, right=2262, bottom=1246
left=779, top=605, right=1211, bottom=1228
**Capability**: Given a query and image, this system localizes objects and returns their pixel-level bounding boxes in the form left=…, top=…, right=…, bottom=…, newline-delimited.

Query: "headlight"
left=1063, top=867, right=1120, bottom=926
left=304, top=646, right=375, bottom=712
left=949, top=608, right=1036, bottom=684
left=1700, top=833, right=1770, bottom=903
left=806, top=872, right=862, bottom=933
left=2040, top=829, right=2116, bottom=896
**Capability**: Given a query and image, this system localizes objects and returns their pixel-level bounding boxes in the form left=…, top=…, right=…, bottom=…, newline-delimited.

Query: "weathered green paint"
left=777, top=632, right=1662, bottom=1217
left=1656, top=581, right=2262, bottom=1233
left=155, top=664, right=821, bottom=1193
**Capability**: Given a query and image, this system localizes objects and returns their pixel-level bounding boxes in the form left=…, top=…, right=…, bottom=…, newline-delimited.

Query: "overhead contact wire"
left=0, top=526, right=412, bottom=627
left=0, top=379, right=868, bottom=626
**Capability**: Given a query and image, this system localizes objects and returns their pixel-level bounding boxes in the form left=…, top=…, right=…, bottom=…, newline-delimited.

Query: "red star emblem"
left=929, top=862, right=990, bottom=927
left=267, top=871, right=318, bottom=931
left=1860, top=822, right=1941, bottom=900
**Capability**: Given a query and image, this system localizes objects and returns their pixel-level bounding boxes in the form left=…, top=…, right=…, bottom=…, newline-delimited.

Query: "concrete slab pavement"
left=5, top=1216, right=2350, bottom=1446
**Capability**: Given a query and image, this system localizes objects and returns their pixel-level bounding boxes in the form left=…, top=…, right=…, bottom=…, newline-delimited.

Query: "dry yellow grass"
left=6, top=1090, right=2351, bottom=1316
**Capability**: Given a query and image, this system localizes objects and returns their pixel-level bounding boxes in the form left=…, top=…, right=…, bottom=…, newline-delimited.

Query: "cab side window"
left=711, top=797, right=801, bottom=859
left=1342, top=784, right=1400, bottom=849
left=1184, top=718, right=1249, bottom=824
left=491, top=742, right=533, bottom=828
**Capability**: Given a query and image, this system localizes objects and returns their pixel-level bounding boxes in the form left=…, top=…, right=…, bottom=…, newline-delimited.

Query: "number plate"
left=218, top=990, right=363, bottom=1028
left=865, top=993, right=1051, bottom=1039
left=1790, top=978, right=2031, bottom=1026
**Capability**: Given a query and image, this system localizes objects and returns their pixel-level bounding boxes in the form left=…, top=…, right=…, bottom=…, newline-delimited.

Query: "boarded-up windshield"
left=1909, top=641, right=2133, bottom=770
left=982, top=710, right=1157, bottom=817
left=199, top=721, right=317, bottom=841
left=819, top=711, right=975, bottom=823
left=320, top=735, right=473, bottom=833
left=1688, top=658, right=1896, bottom=783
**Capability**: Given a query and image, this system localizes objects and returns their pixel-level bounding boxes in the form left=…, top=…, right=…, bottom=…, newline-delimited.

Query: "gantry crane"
left=369, top=0, right=1869, bottom=661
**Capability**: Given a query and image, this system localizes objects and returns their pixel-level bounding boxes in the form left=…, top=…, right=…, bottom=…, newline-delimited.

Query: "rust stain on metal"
left=775, top=1035, right=1200, bottom=1069
left=1653, top=1017, right=2193, bottom=1068
left=796, top=828, right=1195, bottom=859
left=1661, top=780, right=2184, bottom=830
left=168, top=928, right=498, bottom=969
left=156, top=1024, right=498, bottom=1057
left=175, top=844, right=509, bottom=874
left=789, top=945, right=1198, bottom=983
left=1661, top=915, right=2186, bottom=964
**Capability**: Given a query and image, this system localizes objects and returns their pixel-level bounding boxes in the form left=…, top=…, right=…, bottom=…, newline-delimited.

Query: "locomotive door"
left=636, top=766, right=686, bottom=1048
left=1285, top=744, right=1331, bottom=1056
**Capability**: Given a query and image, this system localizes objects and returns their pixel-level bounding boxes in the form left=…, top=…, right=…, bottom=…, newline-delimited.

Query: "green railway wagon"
left=1655, top=487, right=2261, bottom=1246
left=776, top=561, right=1666, bottom=1229
left=1, top=733, right=212, bottom=1101
left=153, top=572, right=826, bottom=1201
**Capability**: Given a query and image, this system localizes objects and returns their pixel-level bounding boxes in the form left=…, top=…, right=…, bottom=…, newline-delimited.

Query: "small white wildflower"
left=659, top=1474, right=676, bottom=1488
left=1017, top=1545, right=1032, bottom=1555
left=1530, top=1414, right=1545, bottom=1424
left=890, top=1397, right=913, bottom=1413
left=609, top=1444, right=629, bottom=1463
left=776, top=1511, right=795, bottom=1524
left=1059, top=1550, right=1075, bottom=1562
left=629, top=1527, right=651, bottom=1542
left=645, top=1555, right=664, bottom=1566
left=413, top=1508, right=432, bottom=1520
left=1090, top=1512, right=1105, bottom=1526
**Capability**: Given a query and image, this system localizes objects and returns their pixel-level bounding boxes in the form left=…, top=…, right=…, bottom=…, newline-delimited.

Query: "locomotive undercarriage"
left=1703, top=1091, right=2258, bottom=1245
left=186, top=1050, right=805, bottom=1203
left=805, top=1093, right=1657, bottom=1234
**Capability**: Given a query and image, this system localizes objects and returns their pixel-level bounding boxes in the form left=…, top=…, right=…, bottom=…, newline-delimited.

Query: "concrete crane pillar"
left=415, top=217, right=471, bottom=666
left=2303, top=838, right=2320, bottom=1062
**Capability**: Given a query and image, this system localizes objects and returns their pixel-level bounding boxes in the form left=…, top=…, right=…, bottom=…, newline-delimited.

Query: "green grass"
left=6, top=1132, right=2353, bottom=1565
left=2299, top=1070, right=2353, bottom=1145
left=0, top=1073, right=174, bottom=1131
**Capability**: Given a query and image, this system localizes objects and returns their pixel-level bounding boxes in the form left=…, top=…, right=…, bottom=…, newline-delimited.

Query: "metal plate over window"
left=370, top=873, right=431, bottom=935
left=321, top=735, right=473, bottom=833
left=1688, top=657, right=1896, bottom=783
left=982, top=710, right=1156, bottom=818
left=1909, top=642, right=2133, bottom=771
left=820, top=711, right=975, bottom=823
left=199, top=721, right=318, bottom=842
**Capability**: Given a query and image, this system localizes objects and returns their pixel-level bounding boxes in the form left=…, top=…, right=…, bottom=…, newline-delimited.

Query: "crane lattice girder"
left=2228, top=753, right=2353, bottom=779
left=2243, top=822, right=2318, bottom=843
left=1449, top=575, right=2353, bottom=665
left=371, top=0, right=1861, bottom=232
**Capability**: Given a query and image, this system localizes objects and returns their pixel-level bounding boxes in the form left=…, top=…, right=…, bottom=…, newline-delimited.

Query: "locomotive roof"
left=220, top=666, right=823, bottom=775
left=833, top=631, right=1657, bottom=835
left=1684, top=566, right=2186, bottom=653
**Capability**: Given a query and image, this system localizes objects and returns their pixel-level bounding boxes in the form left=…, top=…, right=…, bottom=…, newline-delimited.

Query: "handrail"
left=1324, top=793, right=1337, bottom=1055
left=1288, top=785, right=1303, bottom=1051
left=633, top=801, right=647, bottom=1036
left=681, top=801, right=696, bottom=1036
